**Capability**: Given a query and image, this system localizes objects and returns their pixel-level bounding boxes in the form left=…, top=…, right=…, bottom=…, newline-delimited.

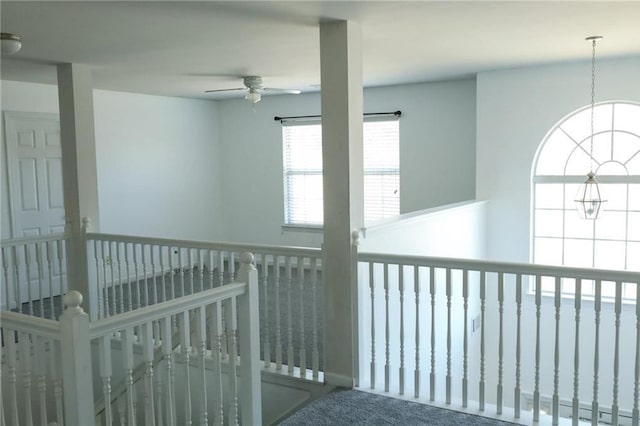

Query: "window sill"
left=281, top=224, right=324, bottom=234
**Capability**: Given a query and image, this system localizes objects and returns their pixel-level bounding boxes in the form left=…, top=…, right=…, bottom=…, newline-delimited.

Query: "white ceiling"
left=2, top=1, right=640, bottom=100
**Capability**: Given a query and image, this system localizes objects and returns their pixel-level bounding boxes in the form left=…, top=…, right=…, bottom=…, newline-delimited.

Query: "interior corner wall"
left=476, top=56, right=640, bottom=262
left=216, top=78, right=477, bottom=246
left=1, top=80, right=223, bottom=241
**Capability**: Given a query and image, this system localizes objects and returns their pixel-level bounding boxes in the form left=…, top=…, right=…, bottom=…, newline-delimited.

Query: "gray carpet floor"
left=279, top=390, right=518, bottom=426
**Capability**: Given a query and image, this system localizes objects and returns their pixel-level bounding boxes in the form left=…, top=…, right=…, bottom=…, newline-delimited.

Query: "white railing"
left=357, top=252, right=640, bottom=426
left=0, top=253, right=262, bottom=426
left=86, top=232, right=324, bottom=381
left=1, top=233, right=69, bottom=319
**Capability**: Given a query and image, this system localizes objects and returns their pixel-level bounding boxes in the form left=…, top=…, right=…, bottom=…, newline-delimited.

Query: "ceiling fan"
left=205, top=76, right=302, bottom=103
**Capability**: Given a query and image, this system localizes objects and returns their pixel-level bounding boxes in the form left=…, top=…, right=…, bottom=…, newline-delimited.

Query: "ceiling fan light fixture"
left=245, top=89, right=261, bottom=104
left=1, top=32, right=22, bottom=54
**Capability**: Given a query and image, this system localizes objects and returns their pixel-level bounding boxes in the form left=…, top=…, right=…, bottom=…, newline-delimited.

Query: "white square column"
left=320, top=20, right=364, bottom=387
left=57, top=63, right=100, bottom=314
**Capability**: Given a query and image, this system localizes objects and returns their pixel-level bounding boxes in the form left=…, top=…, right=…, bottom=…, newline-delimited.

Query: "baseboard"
left=324, top=372, right=355, bottom=388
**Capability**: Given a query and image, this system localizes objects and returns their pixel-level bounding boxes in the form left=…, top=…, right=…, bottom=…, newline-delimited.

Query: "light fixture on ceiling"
left=245, top=88, right=261, bottom=104
left=575, top=36, right=606, bottom=220
left=1, top=32, right=22, bottom=54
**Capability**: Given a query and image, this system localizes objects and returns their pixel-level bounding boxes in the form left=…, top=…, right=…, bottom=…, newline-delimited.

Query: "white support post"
left=320, top=19, right=364, bottom=388
left=59, top=290, right=95, bottom=425
left=237, top=253, right=262, bottom=426
left=58, top=63, right=100, bottom=320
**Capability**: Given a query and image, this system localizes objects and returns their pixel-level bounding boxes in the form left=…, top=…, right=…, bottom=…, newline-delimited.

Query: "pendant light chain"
left=589, top=38, right=597, bottom=174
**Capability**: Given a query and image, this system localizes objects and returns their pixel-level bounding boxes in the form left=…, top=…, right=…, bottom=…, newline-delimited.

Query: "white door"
left=4, top=111, right=65, bottom=303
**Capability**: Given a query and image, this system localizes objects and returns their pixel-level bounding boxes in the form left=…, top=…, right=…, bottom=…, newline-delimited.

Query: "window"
left=532, top=101, right=640, bottom=300
left=283, top=118, right=400, bottom=226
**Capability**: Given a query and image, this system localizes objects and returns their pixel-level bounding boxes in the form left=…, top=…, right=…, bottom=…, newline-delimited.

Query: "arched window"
left=532, top=101, right=640, bottom=299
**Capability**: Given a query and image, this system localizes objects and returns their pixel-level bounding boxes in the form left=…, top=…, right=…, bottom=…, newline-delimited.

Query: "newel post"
left=351, top=230, right=361, bottom=387
left=236, top=252, right=262, bottom=426
left=59, top=291, right=96, bottom=425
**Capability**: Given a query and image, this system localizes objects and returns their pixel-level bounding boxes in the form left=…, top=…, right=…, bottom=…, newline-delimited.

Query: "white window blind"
left=282, top=118, right=400, bottom=226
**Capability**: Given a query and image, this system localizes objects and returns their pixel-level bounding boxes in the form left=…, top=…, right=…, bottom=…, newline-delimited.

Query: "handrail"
left=0, top=311, right=61, bottom=340
left=358, top=252, right=640, bottom=282
left=85, top=232, right=321, bottom=258
left=89, top=282, right=246, bottom=337
left=0, top=232, right=69, bottom=248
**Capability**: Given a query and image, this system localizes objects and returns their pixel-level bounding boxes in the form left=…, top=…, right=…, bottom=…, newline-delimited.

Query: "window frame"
left=282, top=117, right=400, bottom=228
left=530, top=101, right=640, bottom=302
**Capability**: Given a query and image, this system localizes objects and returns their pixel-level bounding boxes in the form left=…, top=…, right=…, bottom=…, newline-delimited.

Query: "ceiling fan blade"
left=204, top=87, right=247, bottom=93
left=263, top=88, right=302, bottom=95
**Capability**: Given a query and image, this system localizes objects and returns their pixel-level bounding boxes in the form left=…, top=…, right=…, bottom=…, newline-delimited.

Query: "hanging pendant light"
left=575, top=36, right=606, bottom=219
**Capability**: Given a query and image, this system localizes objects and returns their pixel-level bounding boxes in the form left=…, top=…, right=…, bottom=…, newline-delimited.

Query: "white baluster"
left=116, top=242, right=125, bottom=314
left=286, top=257, right=294, bottom=375
left=498, top=272, right=504, bottom=415
left=198, top=249, right=206, bottom=293
left=572, top=278, right=582, bottom=426
left=2, top=247, right=12, bottom=313
left=109, top=241, right=117, bottom=315
left=369, top=261, right=376, bottom=389
left=228, top=297, right=239, bottom=426
left=124, top=328, right=136, bottom=426
left=50, top=340, right=64, bottom=426
left=210, top=301, right=224, bottom=426
left=298, top=256, right=307, bottom=378
left=446, top=268, right=452, bottom=405
left=12, top=246, right=22, bottom=314
left=592, top=279, right=602, bottom=426
left=125, top=243, right=133, bottom=312
left=197, top=306, right=208, bottom=426
left=36, top=337, right=48, bottom=426
left=142, top=322, right=156, bottom=426
left=612, top=281, right=622, bottom=426
left=311, top=257, right=320, bottom=381
left=152, top=252, right=162, bottom=346
left=274, top=255, right=283, bottom=371
left=552, top=276, right=561, bottom=426
left=208, top=250, right=215, bottom=290
left=633, top=282, right=640, bottom=426
left=161, top=317, right=176, bottom=426
left=534, top=275, right=542, bottom=422
left=24, top=245, right=34, bottom=315
left=20, top=332, right=34, bottom=426
left=102, top=241, right=111, bottom=316
left=93, top=240, right=104, bottom=318
left=384, top=263, right=390, bottom=392
left=168, top=247, right=176, bottom=300
left=35, top=242, right=45, bottom=317
left=7, top=329, right=19, bottom=426
left=159, top=246, right=167, bottom=301
left=399, top=264, right=405, bottom=396
left=99, top=335, right=113, bottom=426
left=414, top=266, right=421, bottom=398
left=462, top=269, right=469, bottom=408
left=480, top=270, right=486, bottom=411
left=180, top=311, right=192, bottom=426
left=188, top=248, right=195, bottom=294
left=46, top=241, right=55, bottom=319
left=56, top=239, right=66, bottom=295
left=261, top=254, right=271, bottom=368
left=515, top=274, right=522, bottom=419
left=142, top=244, right=150, bottom=307
left=430, top=266, right=436, bottom=402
